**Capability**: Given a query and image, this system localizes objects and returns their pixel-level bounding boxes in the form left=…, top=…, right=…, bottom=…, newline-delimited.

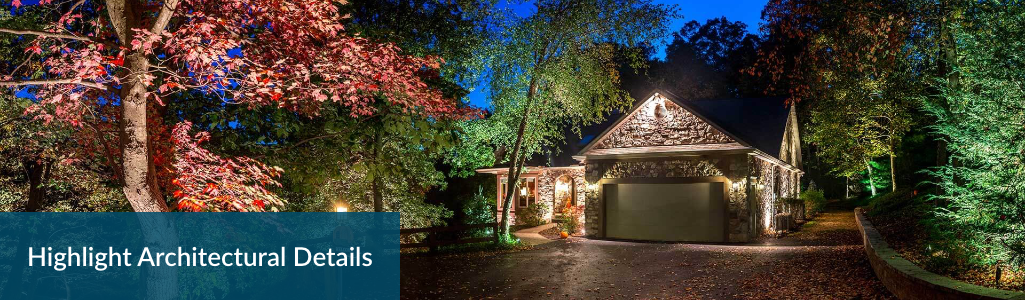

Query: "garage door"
left=604, top=182, right=726, bottom=242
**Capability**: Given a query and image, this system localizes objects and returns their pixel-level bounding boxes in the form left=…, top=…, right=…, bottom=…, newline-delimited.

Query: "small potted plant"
left=557, top=205, right=583, bottom=239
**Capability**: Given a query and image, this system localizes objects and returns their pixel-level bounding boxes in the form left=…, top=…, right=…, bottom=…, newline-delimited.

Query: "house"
left=476, top=91, right=803, bottom=243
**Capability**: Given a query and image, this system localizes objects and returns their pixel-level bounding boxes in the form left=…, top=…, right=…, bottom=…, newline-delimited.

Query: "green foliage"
left=858, top=159, right=892, bottom=195
left=800, top=189, right=828, bottom=215
left=923, top=1, right=1025, bottom=267
left=462, top=187, right=496, bottom=237
left=864, top=189, right=915, bottom=218
left=341, top=0, right=493, bottom=89
left=463, top=187, right=496, bottom=225
left=456, top=0, right=677, bottom=239
left=514, top=202, right=549, bottom=228
left=456, top=0, right=677, bottom=169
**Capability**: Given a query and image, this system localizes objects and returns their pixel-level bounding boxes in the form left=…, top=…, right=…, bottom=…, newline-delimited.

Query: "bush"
left=462, top=187, right=496, bottom=238
left=800, top=189, right=828, bottom=215
left=515, top=202, right=549, bottom=227
left=557, top=205, right=584, bottom=235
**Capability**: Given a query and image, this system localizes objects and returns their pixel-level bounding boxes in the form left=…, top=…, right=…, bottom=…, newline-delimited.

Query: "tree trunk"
left=865, top=159, right=877, bottom=196
left=890, top=152, right=897, bottom=192
left=935, top=0, right=957, bottom=169
left=845, top=176, right=850, bottom=199
left=24, top=159, right=51, bottom=212
left=120, top=53, right=168, bottom=212
left=498, top=78, right=539, bottom=241
left=372, top=127, right=384, bottom=212
left=105, top=1, right=179, bottom=299
left=105, top=0, right=169, bottom=212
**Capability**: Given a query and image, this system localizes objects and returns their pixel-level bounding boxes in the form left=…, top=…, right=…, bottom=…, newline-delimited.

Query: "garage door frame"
left=600, top=176, right=730, bottom=242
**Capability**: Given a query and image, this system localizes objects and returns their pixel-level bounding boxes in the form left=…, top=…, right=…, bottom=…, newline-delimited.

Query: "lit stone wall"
left=536, top=168, right=586, bottom=221
left=594, top=97, right=734, bottom=149
left=749, top=156, right=802, bottom=234
left=583, top=155, right=751, bottom=242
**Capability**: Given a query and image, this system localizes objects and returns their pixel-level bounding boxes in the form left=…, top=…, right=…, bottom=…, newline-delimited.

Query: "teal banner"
left=0, top=212, right=399, bottom=299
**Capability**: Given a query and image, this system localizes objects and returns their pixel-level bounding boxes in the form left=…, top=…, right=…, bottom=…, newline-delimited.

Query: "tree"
left=924, top=1, right=1025, bottom=267
left=473, top=0, right=676, bottom=240
left=757, top=0, right=921, bottom=192
left=0, top=0, right=472, bottom=212
left=653, top=17, right=762, bottom=99
left=338, top=0, right=489, bottom=213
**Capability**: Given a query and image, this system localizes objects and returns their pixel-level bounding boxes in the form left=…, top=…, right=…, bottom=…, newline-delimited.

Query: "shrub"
left=800, top=189, right=828, bottom=215
left=515, top=202, right=549, bottom=227
left=557, top=205, right=584, bottom=235
left=462, top=187, right=496, bottom=238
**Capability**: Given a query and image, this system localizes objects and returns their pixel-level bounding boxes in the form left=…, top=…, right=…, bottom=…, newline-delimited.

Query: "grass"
left=400, top=233, right=530, bottom=256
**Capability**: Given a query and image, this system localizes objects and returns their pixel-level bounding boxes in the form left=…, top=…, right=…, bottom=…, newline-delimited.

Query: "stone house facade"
left=478, top=91, right=802, bottom=242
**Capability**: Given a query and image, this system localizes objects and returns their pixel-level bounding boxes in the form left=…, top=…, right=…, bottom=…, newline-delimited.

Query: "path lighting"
left=335, top=205, right=348, bottom=212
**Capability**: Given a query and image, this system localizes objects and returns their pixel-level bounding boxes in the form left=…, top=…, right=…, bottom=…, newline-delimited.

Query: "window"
left=500, top=177, right=536, bottom=208
left=518, top=177, right=536, bottom=207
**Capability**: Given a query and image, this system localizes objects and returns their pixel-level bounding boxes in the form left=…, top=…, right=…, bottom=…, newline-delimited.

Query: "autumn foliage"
left=2, top=0, right=479, bottom=211
left=170, top=121, right=284, bottom=212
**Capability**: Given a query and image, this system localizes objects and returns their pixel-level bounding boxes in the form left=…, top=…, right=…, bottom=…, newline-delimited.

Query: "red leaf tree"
left=0, top=0, right=478, bottom=212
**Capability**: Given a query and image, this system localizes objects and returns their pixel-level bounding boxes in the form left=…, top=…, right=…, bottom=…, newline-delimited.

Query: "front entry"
left=603, top=180, right=727, bottom=242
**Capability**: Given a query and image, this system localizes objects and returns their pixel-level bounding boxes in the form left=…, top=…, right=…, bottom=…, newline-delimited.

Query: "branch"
left=0, top=28, right=94, bottom=42
left=251, top=128, right=357, bottom=160
left=149, top=0, right=181, bottom=34
left=0, top=79, right=106, bottom=90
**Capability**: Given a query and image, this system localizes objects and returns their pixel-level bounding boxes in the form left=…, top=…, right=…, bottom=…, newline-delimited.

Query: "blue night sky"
left=10, top=0, right=767, bottom=109
left=466, top=0, right=768, bottom=108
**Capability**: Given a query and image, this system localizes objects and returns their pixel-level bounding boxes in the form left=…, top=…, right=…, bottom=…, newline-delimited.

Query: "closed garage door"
left=604, top=182, right=726, bottom=242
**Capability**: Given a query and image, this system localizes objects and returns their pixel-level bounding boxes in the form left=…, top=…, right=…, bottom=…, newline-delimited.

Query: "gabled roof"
left=477, top=90, right=800, bottom=174
left=680, top=96, right=791, bottom=159
left=576, top=91, right=796, bottom=167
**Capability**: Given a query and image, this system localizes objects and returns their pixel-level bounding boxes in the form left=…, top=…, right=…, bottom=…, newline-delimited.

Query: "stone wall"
left=855, top=209, right=1025, bottom=300
left=583, top=155, right=751, bottom=242
left=749, top=156, right=801, bottom=234
left=594, top=97, right=734, bottom=149
left=536, top=168, right=586, bottom=221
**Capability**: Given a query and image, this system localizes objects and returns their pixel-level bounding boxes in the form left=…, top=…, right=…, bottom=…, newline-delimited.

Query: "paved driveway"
left=401, top=211, right=894, bottom=299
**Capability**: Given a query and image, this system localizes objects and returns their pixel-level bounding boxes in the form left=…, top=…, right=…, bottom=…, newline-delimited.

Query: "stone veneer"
left=535, top=168, right=587, bottom=221
left=749, top=156, right=802, bottom=234
left=581, top=155, right=802, bottom=242
left=584, top=155, right=752, bottom=242
left=503, top=168, right=587, bottom=225
left=594, top=97, right=734, bottom=149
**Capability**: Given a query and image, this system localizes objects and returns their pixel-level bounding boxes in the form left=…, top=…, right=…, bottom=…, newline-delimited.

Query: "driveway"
left=401, top=211, right=894, bottom=299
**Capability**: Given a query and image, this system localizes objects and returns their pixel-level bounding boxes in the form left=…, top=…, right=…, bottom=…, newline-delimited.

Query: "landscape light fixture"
left=335, top=206, right=348, bottom=213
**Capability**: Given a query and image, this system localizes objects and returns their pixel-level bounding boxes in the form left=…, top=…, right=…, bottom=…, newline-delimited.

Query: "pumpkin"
left=560, top=231, right=569, bottom=239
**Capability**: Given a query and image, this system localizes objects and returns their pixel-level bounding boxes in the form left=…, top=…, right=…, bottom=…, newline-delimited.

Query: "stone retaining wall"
left=855, top=208, right=1025, bottom=300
